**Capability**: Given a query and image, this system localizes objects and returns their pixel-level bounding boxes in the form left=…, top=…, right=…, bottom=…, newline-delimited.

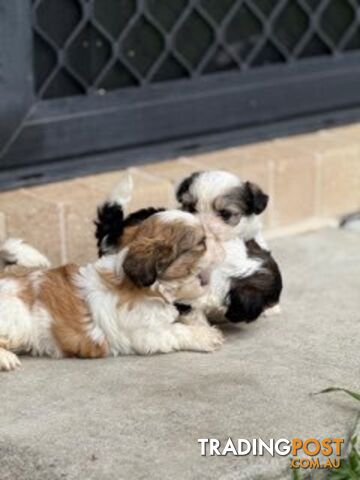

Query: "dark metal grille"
left=31, top=0, right=360, bottom=99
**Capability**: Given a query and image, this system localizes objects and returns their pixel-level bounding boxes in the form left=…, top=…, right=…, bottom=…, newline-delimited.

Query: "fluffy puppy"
left=95, top=175, right=225, bottom=321
left=176, top=170, right=282, bottom=323
left=0, top=211, right=223, bottom=372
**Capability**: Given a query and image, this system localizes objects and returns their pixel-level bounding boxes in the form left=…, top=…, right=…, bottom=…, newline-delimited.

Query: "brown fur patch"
left=122, top=216, right=206, bottom=287
left=0, top=268, right=37, bottom=307
left=119, top=224, right=139, bottom=248
left=98, top=269, right=164, bottom=310
left=39, top=265, right=109, bottom=358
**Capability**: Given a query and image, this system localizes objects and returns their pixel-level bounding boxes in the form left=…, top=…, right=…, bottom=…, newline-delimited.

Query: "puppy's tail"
left=107, top=171, right=134, bottom=207
left=0, top=238, right=51, bottom=270
left=95, top=172, right=133, bottom=257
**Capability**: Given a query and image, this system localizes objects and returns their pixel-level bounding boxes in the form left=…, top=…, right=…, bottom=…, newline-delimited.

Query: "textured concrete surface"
left=1, top=228, right=359, bottom=480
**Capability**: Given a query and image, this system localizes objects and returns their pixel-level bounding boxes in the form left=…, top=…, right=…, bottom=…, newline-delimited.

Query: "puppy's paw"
left=0, top=350, right=22, bottom=372
left=196, top=326, right=224, bottom=352
left=263, top=304, right=282, bottom=317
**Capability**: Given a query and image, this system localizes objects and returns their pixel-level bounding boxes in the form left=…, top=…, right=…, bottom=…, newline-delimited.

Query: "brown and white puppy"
left=176, top=170, right=282, bottom=323
left=0, top=211, right=223, bottom=372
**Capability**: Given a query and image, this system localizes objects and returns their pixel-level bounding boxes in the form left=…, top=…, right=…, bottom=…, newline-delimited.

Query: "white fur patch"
left=0, top=273, right=61, bottom=360
left=194, top=171, right=241, bottom=207
left=205, top=238, right=263, bottom=309
left=0, top=238, right=51, bottom=269
left=156, top=210, right=199, bottom=225
left=0, top=349, right=21, bottom=371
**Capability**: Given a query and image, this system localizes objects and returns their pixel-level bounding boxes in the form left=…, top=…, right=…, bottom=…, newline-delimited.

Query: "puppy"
left=95, top=175, right=225, bottom=323
left=176, top=170, right=282, bottom=323
left=0, top=211, right=223, bottom=372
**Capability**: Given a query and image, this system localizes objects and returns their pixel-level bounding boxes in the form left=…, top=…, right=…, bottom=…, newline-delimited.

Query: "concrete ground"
left=1, top=228, right=359, bottom=480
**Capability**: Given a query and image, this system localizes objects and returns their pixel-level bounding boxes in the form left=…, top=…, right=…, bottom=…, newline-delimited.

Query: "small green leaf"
left=314, top=387, right=360, bottom=402
left=291, top=469, right=301, bottom=480
left=329, top=472, right=350, bottom=480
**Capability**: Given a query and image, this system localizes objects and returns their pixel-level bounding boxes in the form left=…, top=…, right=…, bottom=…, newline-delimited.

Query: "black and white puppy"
left=176, top=170, right=282, bottom=323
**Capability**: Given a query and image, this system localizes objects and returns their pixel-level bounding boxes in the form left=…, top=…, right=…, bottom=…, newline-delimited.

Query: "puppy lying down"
left=0, top=211, right=223, bottom=372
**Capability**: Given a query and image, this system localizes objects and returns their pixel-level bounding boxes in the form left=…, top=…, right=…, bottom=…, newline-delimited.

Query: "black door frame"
left=1, top=0, right=360, bottom=190
left=0, top=1, right=34, bottom=159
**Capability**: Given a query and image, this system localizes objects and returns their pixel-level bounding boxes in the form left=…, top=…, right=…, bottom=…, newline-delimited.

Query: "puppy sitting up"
left=176, top=170, right=283, bottom=323
left=0, top=211, right=223, bottom=372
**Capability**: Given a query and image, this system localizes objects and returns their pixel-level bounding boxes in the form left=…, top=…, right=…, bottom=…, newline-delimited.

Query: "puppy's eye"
left=218, top=209, right=232, bottom=221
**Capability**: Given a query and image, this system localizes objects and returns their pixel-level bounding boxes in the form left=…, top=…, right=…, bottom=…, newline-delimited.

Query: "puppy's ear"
left=175, top=172, right=201, bottom=205
left=243, top=181, right=269, bottom=215
left=226, top=287, right=265, bottom=323
left=123, top=241, right=173, bottom=287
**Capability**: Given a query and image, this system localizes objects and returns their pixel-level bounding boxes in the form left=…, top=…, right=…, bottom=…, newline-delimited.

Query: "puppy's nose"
left=198, top=271, right=210, bottom=286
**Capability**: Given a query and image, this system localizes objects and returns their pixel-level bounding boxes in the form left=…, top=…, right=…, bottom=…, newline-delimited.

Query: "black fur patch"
left=225, top=240, right=282, bottom=323
left=123, top=207, right=165, bottom=229
left=174, top=302, right=192, bottom=315
left=95, top=203, right=164, bottom=257
left=95, top=202, right=125, bottom=257
left=176, top=172, right=201, bottom=206
left=243, top=182, right=269, bottom=215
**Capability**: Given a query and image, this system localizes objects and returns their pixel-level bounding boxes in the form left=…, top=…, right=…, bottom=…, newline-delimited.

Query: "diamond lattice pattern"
left=32, top=0, right=360, bottom=99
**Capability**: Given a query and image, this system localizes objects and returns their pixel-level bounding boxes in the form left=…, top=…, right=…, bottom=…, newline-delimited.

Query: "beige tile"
left=128, top=170, right=174, bottom=211
left=63, top=187, right=106, bottom=264
left=27, top=178, right=86, bottom=204
left=28, top=180, right=105, bottom=264
left=27, top=171, right=174, bottom=264
left=189, top=150, right=270, bottom=188
left=232, top=157, right=270, bottom=191
left=321, top=123, right=360, bottom=143
left=0, top=189, right=62, bottom=264
left=0, top=212, right=6, bottom=242
left=190, top=144, right=264, bottom=166
left=139, top=159, right=202, bottom=185
left=275, top=130, right=359, bottom=157
left=320, top=147, right=360, bottom=217
left=77, top=170, right=128, bottom=196
left=271, top=154, right=317, bottom=228
left=78, top=168, right=175, bottom=211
